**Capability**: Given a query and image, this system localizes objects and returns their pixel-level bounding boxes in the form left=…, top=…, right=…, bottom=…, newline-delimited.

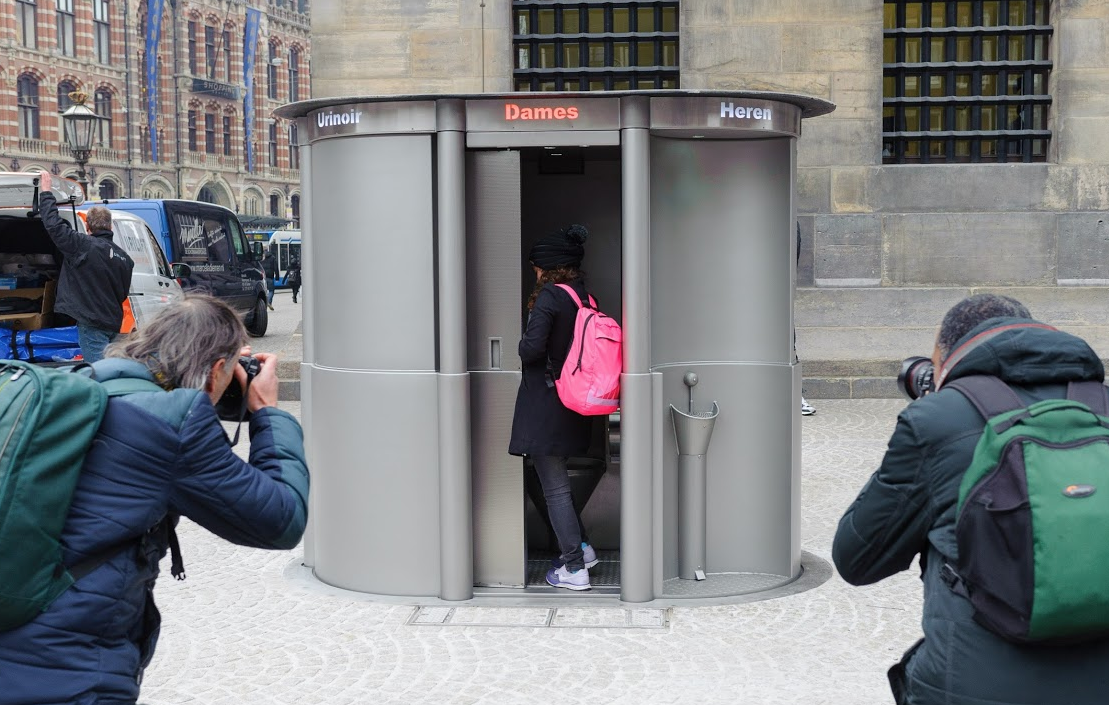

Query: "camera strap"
left=227, top=396, right=247, bottom=446
left=935, top=322, right=1058, bottom=390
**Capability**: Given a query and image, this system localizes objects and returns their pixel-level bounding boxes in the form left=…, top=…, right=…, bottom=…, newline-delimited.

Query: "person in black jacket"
left=38, top=171, right=134, bottom=363
left=509, top=224, right=597, bottom=591
left=260, top=249, right=278, bottom=310
left=286, top=255, right=302, bottom=304
left=833, top=293, right=1109, bottom=705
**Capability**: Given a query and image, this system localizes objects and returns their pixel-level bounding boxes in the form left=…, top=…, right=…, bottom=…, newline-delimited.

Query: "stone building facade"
left=0, top=0, right=309, bottom=225
left=309, top=1, right=1108, bottom=395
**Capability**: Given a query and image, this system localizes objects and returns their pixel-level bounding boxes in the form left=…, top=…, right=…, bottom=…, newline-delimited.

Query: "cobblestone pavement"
left=140, top=399, right=923, bottom=705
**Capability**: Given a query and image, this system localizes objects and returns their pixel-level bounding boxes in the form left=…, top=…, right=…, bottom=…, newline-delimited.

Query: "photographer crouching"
left=833, top=294, right=1109, bottom=705
left=0, top=295, right=309, bottom=705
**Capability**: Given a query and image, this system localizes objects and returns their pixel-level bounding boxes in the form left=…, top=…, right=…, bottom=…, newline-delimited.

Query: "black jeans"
left=532, top=455, right=585, bottom=571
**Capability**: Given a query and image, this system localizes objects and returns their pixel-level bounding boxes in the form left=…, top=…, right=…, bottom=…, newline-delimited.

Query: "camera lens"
left=897, top=356, right=936, bottom=401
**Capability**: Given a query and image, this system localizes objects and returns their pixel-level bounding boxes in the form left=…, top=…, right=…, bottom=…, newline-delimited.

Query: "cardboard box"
left=0, top=281, right=57, bottom=332
left=0, top=313, right=50, bottom=331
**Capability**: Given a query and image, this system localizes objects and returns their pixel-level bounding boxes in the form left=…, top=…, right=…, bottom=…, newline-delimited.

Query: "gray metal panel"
left=650, top=136, right=795, bottom=365
left=309, top=367, right=442, bottom=596
left=311, top=135, right=436, bottom=371
left=658, top=363, right=798, bottom=578
left=466, top=131, right=621, bottom=149
left=466, top=149, right=526, bottom=588
left=465, top=151, right=522, bottom=371
left=470, top=371, right=526, bottom=587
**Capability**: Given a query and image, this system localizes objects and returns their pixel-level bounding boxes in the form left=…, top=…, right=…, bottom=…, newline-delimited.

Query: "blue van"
left=83, top=199, right=269, bottom=336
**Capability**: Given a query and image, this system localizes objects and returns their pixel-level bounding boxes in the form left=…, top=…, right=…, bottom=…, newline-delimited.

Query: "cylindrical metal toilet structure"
left=276, top=91, right=835, bottom=603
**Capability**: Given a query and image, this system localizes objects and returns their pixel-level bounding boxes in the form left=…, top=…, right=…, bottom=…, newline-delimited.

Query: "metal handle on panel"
left=489, top=337, right=502, bottom=370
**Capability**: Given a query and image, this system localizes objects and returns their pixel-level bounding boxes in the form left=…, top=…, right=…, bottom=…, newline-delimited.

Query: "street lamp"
left=60, top=91, right=99, bottom=196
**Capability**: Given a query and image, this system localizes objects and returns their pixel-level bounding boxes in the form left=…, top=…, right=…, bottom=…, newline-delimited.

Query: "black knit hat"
left=529, top=224, right=588, bottom=270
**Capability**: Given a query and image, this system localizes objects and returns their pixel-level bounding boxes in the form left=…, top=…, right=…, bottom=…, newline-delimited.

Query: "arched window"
left=290, top=194, right=300, bottom=226
left=98, top=180, right=118, bottom=200
left=57, top=80, right=77, bottom=113
left=197, top=185, right=218, bottom=204
left=95, top=89, right=112, bottom=147
left=18, top=75, right=40, bottom=139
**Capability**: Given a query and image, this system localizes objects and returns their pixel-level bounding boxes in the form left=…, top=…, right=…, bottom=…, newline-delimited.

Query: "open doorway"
left=518, top=146, right=623, bottom=591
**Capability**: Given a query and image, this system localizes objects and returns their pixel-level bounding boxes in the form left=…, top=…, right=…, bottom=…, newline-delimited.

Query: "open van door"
left=0, top=173, right=84, bottom=210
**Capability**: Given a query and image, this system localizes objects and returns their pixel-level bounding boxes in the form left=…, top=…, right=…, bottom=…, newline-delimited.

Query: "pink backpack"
left=553, top=284, right=622, bottom=416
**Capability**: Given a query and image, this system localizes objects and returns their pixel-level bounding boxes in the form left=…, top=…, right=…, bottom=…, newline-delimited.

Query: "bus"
left=267, top=230, right=302, bottom=287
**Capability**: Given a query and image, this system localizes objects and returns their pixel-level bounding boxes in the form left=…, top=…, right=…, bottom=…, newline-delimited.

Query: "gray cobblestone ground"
left=140, top=398, right=921, bottom=705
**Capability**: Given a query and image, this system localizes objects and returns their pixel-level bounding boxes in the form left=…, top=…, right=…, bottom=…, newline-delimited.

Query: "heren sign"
left=504, top=103, right=580, bottom=121
left=720, top=102, right=771, bottom=120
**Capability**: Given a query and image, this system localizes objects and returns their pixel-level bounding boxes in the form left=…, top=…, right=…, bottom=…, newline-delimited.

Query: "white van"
left=0, top=172, right=186, bottom=348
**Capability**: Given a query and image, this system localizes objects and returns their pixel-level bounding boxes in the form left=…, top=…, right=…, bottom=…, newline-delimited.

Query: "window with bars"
left=883, top=0, right=1052, bottom=163
left=512, top=1, right=679, bottom=92
left=93, top=0, right=111, bottom=64
left=18, top=0, right=37, bottom=48
left=56, top=0, right=75, bottom=57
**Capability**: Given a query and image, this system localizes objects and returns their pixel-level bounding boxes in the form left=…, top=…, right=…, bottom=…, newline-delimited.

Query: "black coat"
left=833, top=318, right=1109, bottom=705
left=508, top=280, right=593, bottom=457
left=40, top=192, right=133, bottom=331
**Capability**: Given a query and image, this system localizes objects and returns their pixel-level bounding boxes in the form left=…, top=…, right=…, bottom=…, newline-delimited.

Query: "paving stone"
left=144, top=399, right=925, bottom=705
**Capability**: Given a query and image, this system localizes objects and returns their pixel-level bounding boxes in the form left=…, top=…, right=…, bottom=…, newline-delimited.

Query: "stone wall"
left=683, top=0, right=1109, bottom=395
left=310, top=0, right=514, bottom=97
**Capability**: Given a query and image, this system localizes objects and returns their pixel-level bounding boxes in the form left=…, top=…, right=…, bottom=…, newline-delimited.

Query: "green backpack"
left=942, top=374, right=1109, bottom=644
left=0, top=360, right=165, bottom=632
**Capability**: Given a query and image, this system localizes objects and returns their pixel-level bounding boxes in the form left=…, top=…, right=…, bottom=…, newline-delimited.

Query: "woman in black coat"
left=509, top=224, right=596, bottom=591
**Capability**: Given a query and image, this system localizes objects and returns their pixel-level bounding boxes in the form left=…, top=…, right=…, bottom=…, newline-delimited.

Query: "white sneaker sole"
left=547, top=579, right=591, bottom=591
left=585, top=557, right=599, bottom=569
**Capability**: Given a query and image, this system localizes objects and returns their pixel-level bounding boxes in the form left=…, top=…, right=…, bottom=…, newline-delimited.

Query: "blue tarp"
left=4, top=326, right=81, bottom=362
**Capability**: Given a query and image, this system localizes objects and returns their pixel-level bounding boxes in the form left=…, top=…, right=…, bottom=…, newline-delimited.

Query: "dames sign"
left=504, top=103, right=579, bottom=121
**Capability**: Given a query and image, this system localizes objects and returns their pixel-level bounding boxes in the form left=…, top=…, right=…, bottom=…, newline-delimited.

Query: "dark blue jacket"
left=833, top=319, right=1109, bottom=705
left=0, top=359, right=310, bottom=704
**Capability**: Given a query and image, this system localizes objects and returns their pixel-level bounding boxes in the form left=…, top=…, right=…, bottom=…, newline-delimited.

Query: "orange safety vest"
left=120, top=297, right=135, bottom=334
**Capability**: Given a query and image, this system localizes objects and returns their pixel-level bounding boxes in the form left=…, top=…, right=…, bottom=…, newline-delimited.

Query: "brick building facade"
left=0, top=0, right=308, bottom=225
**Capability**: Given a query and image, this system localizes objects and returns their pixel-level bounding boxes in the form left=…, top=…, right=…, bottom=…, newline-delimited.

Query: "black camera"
left=897, top=356, right=936, bottom=400
left=214, top=355, right=261, bottom=421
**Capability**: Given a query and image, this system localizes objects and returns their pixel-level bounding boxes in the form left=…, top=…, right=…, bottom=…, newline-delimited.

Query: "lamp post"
left=60, top=91, right=100, bottom=197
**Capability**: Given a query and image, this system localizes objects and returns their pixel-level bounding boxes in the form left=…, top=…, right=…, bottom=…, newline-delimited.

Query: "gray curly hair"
left=106, top=294, right=247, bottom=390
left=85, top=206, right=113, bottom=233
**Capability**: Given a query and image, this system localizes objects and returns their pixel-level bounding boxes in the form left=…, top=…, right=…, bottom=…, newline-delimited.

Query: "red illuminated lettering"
left=503, top=103, right=580, bottom=121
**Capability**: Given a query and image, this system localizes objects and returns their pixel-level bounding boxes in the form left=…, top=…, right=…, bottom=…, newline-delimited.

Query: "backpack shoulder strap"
left=555, top=283, right=584, bottom=309
left=944, top=375, right=1026, bottom=421
left=1067, top=381, right=1109, bottom=416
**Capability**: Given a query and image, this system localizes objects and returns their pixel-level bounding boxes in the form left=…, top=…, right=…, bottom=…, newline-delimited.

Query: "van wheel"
left=247, top=296, right=268, bottom=337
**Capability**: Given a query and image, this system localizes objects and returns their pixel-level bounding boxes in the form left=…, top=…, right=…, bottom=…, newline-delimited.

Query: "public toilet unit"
left=275, top=91, right=835, bottom=603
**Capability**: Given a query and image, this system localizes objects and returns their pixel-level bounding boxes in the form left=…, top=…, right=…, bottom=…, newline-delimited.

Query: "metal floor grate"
left=406, top=605, right=670, bottom=629
left=526, top=549, right=620, bottom=587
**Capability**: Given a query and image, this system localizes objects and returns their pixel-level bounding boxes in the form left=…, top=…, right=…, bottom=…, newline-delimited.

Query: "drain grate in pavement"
left=406, top=606, right=669, bottom=630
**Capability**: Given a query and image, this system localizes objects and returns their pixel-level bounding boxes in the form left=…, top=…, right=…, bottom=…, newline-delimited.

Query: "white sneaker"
left=545, top=564, right=590, bottom=591
left=801, top=397, right=816, bottom=416
left=583, top=542, right=599, bottom=569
